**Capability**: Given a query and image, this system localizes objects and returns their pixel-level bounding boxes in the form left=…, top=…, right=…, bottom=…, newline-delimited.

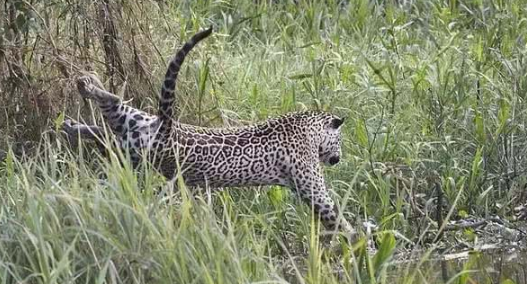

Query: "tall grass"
left=1, top=0, right=527, bottom=283
left=0, top=139, right=386, bottom=283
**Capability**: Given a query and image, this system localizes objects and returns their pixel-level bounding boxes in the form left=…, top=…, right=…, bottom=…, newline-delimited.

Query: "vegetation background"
left=0, top=0, right=526, bottom=283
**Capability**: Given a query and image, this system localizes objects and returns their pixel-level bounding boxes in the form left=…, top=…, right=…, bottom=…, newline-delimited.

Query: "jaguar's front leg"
left=292, top=164, right=357, bottom=243
left=62, top=118, right=143, bottom=168
left=62, top=118, right=115, bottom=156
left=62, top=118, right=105, bottom=141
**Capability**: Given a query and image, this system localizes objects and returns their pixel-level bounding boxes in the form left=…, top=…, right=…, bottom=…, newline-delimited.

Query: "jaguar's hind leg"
left=75, top=74, right=158, bottom=138
left=76, top=74, right=121, bottom=105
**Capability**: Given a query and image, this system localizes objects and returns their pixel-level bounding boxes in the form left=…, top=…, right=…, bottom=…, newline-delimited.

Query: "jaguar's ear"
left=331, top=117, right=345, bottom=129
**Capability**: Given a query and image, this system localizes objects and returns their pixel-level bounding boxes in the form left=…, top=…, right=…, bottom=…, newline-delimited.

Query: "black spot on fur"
left=160, top=102, right=170, bottom=110
left=224, top=138, right=236, bottom=146
left=212, top=136, right=224, bottom=144
left=168, top=61, right=179, bottom=73
left=164, top=79, right=175, bottom=90
left=237, top=139, right=249, bottom=146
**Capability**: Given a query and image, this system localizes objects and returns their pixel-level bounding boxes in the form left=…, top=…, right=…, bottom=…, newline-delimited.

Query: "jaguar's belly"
left=179, top=159, right=290, bottom=188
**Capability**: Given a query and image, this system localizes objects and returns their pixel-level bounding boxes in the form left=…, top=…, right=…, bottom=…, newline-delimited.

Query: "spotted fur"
left=63, top=27, right=356, bottom=240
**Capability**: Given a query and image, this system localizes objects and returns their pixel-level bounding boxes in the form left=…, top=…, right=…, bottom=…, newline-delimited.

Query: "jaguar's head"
left=319, top=116, right=345, bottom=166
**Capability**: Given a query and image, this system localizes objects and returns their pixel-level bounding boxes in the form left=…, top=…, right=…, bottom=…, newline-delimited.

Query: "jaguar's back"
left=154, top=111, right=343, bottom=189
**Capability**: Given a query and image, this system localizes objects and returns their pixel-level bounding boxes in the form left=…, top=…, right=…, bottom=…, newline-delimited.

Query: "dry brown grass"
left=0, top=1, right=191, bottom=150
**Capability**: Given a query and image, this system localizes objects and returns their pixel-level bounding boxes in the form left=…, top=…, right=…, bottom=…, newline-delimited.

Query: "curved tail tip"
left=196, top=25, right=213, bottom=39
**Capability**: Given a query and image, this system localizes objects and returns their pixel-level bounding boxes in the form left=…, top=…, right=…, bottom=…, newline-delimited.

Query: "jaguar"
left=63, top=26, right=356, bottom=240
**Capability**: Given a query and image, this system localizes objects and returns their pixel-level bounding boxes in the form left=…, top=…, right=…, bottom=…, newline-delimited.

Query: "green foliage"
left=1, top=0, right=527, bottom=283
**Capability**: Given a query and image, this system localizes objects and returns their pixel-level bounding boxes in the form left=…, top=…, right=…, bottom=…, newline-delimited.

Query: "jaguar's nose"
left=328, top=156, right=340, bottom=165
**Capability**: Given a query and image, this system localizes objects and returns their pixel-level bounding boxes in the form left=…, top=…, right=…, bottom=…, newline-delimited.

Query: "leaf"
left=463, top=228, right=476, bottom=242
left=373, top=232, right=395, bottom=272
left=474, top=110, right=485, bottom=144
left=117, top=81, right=128, bottom=99
left=267, top=186, right=285, bottom=207
left=468, top=147, right=483, bottom=193
left=249, top=83, right=259, bottom=106
left=15, top=14, right=27, bottom=30
left=198, top=59, right=210, bottom=96
left=54, top=112, right=65, bottom=132
left=298, top=41, right=320, bottom=48
left=6, top=149, right=14, bottom=177
left=355, top=119, right=369, bottom=148
left=473, top=35, right=484, bottom=62
left=288, top=73, right=312, bottom=80
left=497, top=98, right=510, bottom=135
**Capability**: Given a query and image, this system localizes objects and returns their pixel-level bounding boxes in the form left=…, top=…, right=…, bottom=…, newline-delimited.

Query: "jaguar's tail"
left=158, top=26, right=213, bottom=135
